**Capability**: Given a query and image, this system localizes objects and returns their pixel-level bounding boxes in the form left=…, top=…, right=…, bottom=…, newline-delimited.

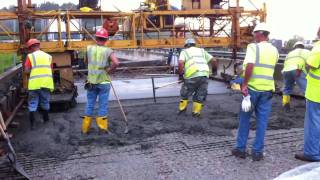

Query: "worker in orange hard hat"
left=82, top=28, right=119, bottom=134
left=24, top=39, right=54, bottom=130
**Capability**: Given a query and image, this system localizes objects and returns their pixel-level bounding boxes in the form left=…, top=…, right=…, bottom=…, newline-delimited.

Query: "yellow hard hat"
left=80, top=7, right=93, bottom=12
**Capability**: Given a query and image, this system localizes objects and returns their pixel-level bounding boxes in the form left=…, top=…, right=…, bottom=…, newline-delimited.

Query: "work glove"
left=241, top=95, right=252, bottom=112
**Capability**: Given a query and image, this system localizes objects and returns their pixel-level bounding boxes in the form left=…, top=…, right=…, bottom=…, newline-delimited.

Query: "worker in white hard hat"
left=178, top=38, right=218, bottom=117
left=231, top=22, right=279, bottom=161
left=282, top=41, right=310, bottom=112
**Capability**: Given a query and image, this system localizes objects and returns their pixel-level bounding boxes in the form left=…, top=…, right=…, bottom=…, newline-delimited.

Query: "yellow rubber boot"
left=82, top=116, right=92, bottom=134
left=192, top=102, right=203, bottom=117
left=178, top=100, right=188, bottom=113
left=96, top=116, right=108, bottom=132
left=282, top=95, right=291, bottom=112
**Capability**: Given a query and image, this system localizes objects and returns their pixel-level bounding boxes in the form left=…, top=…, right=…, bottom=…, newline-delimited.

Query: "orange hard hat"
left=27, top=39, right=40, bottom=48
left=95, top=28, right=108, bottom=39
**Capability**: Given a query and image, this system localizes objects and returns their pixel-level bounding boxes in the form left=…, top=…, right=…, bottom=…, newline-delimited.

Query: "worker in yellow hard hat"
left=282, top=41, right=310, bottom=112
left=82, top=28, right=119, bottom=135
left=231, top=23, right=279, bottom=161
left=178, top=38, right=218, bottom=117
left=24, top=39, right=54, bottom=130
left=295, top=28, right=320, bottom=162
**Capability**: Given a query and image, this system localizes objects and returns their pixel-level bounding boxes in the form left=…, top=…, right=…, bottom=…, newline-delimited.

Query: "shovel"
left=0, top=113, right=30, bottom=179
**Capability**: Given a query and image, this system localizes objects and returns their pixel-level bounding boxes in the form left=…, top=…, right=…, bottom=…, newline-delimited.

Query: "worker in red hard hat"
left=82, top=28, right=119, bottom=134
left=24, top=38, right=54, bottom=130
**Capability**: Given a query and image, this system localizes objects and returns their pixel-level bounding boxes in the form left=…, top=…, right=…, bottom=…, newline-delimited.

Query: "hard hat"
left=80, top=7, right=93, bottom=12
left=185, top=38, right=196, bottom=45
left=26, top=39, right=40, bottom=48
left=95, top=28, right=109, bottom=39
left=253, top=23, right=270, bottom=33
left=293, top=41, right=304, bottom=48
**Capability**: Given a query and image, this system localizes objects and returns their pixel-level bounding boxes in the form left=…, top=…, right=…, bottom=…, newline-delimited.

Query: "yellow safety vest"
left=28, top=50, right=54, bottom=91
left=183, top=48, right=210, bottom=79
left=305, top=41, right=320, bottom=103
left=87, top=45, right=113, bottom=84
left=283, top=48, right=310, bottom=74
left=244, top=43, right=279, bottom=91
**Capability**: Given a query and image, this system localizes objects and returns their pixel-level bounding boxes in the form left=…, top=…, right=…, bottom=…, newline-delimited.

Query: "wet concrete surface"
left=0, top=91, right=309, bottom=179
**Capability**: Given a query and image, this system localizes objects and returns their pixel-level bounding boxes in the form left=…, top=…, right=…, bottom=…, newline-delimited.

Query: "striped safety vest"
left=305, top=41, right=320, bottom=103
left=183, top=47, right=209, bottom=79
left=283, top=48, right=310, bottom=74
left=28, top=50, right=54, bottom=91
left=87, top=45, right=113, bottom=84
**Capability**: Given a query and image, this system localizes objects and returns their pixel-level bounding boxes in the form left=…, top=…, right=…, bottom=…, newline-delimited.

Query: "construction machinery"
left=0, top=0, right=266, bottom=122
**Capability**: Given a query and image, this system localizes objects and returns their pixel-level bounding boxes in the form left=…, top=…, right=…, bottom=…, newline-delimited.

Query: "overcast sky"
left=1, top=0, right=318, bottom=40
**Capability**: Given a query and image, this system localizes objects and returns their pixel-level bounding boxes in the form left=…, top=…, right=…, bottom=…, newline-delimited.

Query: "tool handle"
left=110, top=82, right=128, bottom=123
left=0, top=112, right=7, bottom=131
left=0, top=121, right=8, bottom=140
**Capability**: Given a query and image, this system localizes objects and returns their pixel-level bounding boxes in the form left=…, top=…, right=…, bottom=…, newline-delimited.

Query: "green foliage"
left=0, top=53, right=16, bottom=73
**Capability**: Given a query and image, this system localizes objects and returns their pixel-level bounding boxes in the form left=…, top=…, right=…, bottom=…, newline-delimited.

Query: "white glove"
left=241, top=95, right=252, bottom=112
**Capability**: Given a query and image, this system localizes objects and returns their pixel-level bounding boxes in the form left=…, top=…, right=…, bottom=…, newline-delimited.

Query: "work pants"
left=235, top=89, right=273, bottom=153
left=85, top=83, right=110, bottom=117
left=304, top=100, right=320, bottom=160
left=28, top=88, right=51, bottom=112
left=180, top=76, right=208, bottom=103
left=283, top=70, right=307, bottom=95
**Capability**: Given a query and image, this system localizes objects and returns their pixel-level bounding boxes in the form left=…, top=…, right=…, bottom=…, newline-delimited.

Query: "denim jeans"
left=235, top=89, right=273, bottom=153
left=180, top=76, right=208, bottom=103
left=283, top=70, right=307, bottom=95
left=304, top=100, right=320, bottom=160
left=28, top=88, right=51, bottom=112
left=85, top=83, right=111, bottom=117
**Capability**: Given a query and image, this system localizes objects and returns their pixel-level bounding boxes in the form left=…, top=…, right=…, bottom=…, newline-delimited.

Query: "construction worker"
left=295, top=31, right=320, bottom=162
left=282, top=41, right=310, bottom=111
left=231, top=23, right=279, bottom=161
left=178, top=38, right=217, bottom=117
left=24, top=39, right=54, bottom=129
left=82, top=28, right=119, bottom=134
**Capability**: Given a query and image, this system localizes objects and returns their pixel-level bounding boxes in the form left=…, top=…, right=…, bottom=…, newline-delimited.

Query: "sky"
left=1, top=0, right=318, bottom=41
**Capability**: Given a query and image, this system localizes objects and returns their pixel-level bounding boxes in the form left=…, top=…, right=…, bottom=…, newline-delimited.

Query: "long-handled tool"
left=109, top=82, right=129, bottom=134
left=154, top=80, right=182, bottom=90
left=0, top=112, right=30, bottom=179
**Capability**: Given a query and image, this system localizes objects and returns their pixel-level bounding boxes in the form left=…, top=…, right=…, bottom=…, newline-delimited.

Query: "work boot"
left=192, top=102, right=203, bottom=117
left=252, top=152, right=264, bottom=161
left=29, top=112, right=35, bottom=130
left=282, top=95, right=291, bottom=112
left=96, top=116, right=108, bottom=133
left=294, top=153, right=320, bottom=162
left=42, top=110, right=49, bottom=123
left=82, top=116, right=92, bottom=134
left=178, top=100, right=188, bottom=114
left=231, top=148, right=246, bottom=159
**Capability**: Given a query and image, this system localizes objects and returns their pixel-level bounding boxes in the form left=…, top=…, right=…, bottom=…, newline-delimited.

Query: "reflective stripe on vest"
left=183, top=48, right=209, bottom=78
left=87, top=45, right=112, bottom=84
left=28, top=51, right=54, bottom=91
left=309, top=72, right=320, bottom=80
left=250, top=43, right=275, bottom=80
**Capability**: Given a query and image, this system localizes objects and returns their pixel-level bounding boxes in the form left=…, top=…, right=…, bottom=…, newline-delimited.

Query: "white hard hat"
left=253, top=22, right=270, bottom=33
left=185, top=38, right=196, bottom=45
left=293, top=41, right=304, bottom=48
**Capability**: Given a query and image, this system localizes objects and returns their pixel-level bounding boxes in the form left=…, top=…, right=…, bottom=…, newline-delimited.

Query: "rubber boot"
left=178, top=100, right=188, bottom=114
left=29, top=112, right=35, bottom=130
left=42, top=110, right=49, bottom=123
left=192, top=102, right=203, bottom=117
left=96, top=116, right=108, bottom=133
left=82, top=116, right=92, bottom=134
left=282, top=95, right=291, bottom=112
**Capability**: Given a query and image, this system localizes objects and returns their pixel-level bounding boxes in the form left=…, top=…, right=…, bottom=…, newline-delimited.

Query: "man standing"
left=295, top=31, right=320, bottom=162
left=82, top=28, right=119, bottom=134
left=178, top=38, right=217, bottom=117
left=24, top=39, right=54, bottom=129
left=282, top=41, right=310, bottom=111
left=231, top=23, right=279, bottom=161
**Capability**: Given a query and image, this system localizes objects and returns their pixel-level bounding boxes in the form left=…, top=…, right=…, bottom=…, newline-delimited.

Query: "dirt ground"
left=0, top=91, right=308, bottom=179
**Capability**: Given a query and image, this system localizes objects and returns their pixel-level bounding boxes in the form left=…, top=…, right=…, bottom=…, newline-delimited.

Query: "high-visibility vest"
left=87, top=45, right=113, bottom=84
left=305, top=41, right=320, bottom=103
left=182, top=47, right=209, bottom=79
left=283, top=48, right=310, bottom=74
left=244, top=43, right=279, bottom=91
left=28, top=50, right=54, bottom=91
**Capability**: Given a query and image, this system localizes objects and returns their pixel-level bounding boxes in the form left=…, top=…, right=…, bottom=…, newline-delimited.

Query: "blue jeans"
left=283, top=70, right=307, bottom=95
left=235, top=89, right=273, bottom=153
left=304, top=100, right=320, bottom=160
left=28, top=89, right=51, bottom=112
left=85, top=83, right=111, bottom=117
